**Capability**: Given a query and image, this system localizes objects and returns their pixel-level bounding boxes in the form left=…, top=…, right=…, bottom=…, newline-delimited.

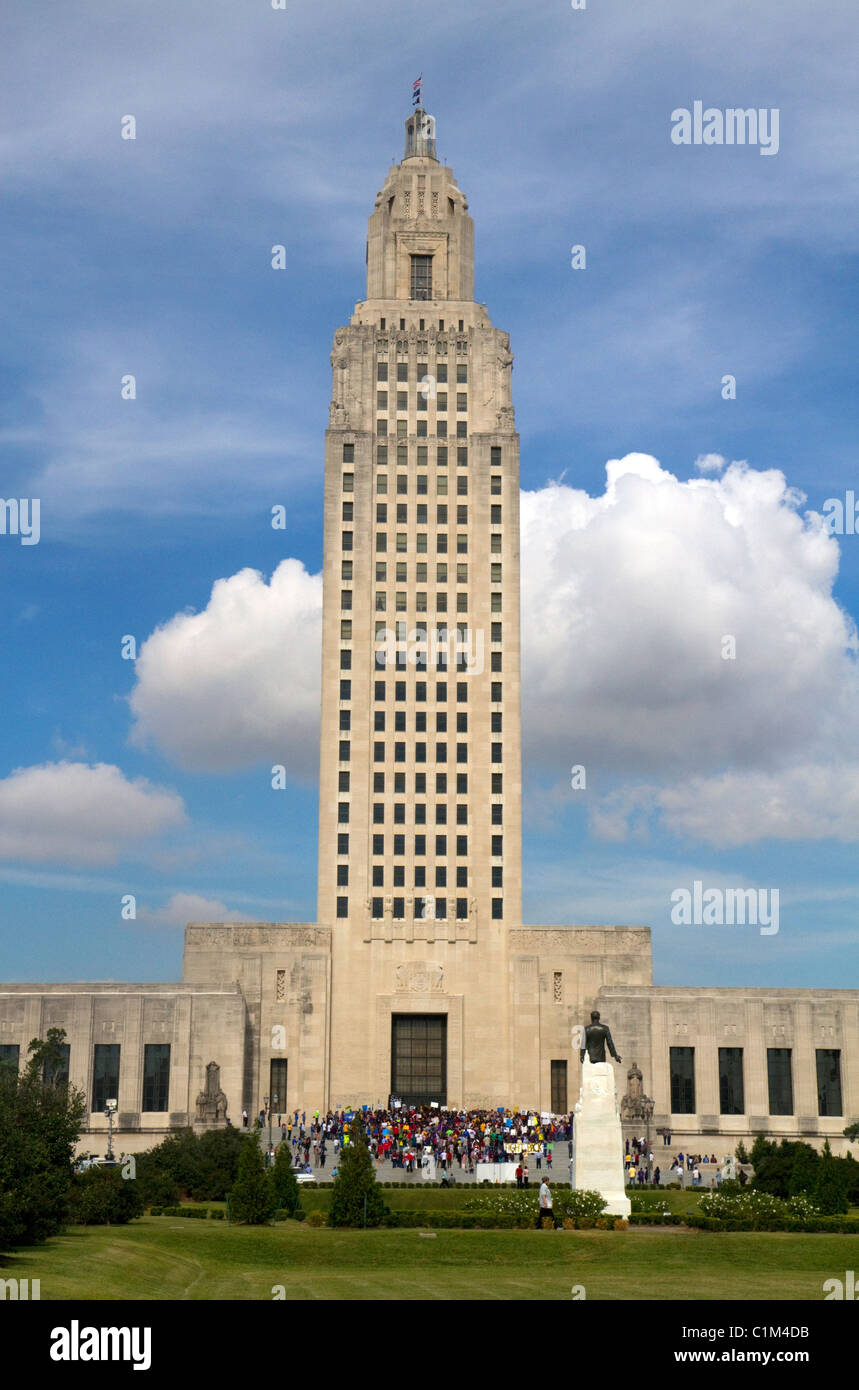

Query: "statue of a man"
left=579, top=1010, right=622, bottom=1065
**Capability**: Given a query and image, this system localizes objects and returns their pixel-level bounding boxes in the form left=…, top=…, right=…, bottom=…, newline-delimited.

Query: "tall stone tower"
left=317, top=105, right=522, bottom=1107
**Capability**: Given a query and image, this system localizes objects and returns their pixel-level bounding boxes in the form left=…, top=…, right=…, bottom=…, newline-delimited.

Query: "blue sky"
left=1, top=0, right=857, bottom=989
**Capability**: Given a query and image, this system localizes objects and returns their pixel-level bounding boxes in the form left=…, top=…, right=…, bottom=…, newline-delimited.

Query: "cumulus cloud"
left=129, top=558, right=322, bottom=775
left=521, top=454, right=859, bottom=844
left=136, top=892, right=250, bottom=928
left=0, top=762, right=186, bottom=866
left=694, top=453, right=728, bottom=473
left=123, top=454, right=859, bottom=847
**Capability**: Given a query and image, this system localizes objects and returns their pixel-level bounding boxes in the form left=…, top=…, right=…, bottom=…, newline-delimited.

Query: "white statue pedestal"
left=573, top=1058, right=631, bottom=1217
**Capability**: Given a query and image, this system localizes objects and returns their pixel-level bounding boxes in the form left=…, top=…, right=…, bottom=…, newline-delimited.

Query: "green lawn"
left=1, top=1217, right=853, bottom=1300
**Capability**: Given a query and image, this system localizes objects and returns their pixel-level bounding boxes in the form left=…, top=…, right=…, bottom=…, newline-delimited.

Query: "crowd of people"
left=243, top=1105, right=733, bottom=1187
left=247, top=1105, right=572, bottom=1176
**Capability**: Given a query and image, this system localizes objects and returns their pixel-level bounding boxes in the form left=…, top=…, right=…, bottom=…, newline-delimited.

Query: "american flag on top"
left=412, top=74, right=422, bottom=106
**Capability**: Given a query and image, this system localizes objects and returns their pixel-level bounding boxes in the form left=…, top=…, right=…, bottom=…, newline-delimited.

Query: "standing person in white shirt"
left=539, top=1179, right=554, bottom=1228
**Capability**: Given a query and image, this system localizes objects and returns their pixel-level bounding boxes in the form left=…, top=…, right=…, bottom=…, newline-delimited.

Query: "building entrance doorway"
left=391, top=1014, right=447, bottom=1107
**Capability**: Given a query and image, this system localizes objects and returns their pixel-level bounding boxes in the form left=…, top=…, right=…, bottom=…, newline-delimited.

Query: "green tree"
left=68, top=1167, right=144, bottom=1226
left=812, top=1139, right=849, bottom=1215
left=843, top=1120, right=859, bottom=1143
left=269, top=1144, right=302, bottom=1217
left=749, top=1134, right=775, bottom=1168
left=0, top=1029, right=86, bottom=1252
left=328, top=1116, right=387, bottom=1228
left=735, top=1140, right=749, bottom=1164
left=227, top=1133, right=276, bottom=1224
left=787, top=1142, right=819, bottom=1197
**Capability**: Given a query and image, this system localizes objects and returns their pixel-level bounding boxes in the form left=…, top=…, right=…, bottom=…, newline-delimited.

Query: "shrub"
left=269, top=1144, right=301, bottom=1218
left=67, top=1168, right=144, bottom=1227
left=813, top=1140, right=849, bottom=1215
left=305, top=1209, right=326, bottom=1227
left=227, top=1135, right=276, bottom=1225
left=328, top=1117, right=387, bottom=1228
left=553, top=1189, right=607, bottom=1221
left=562, top=1217, right=575, bottom=1230
left=613, top=1218, right=629, bottom=1231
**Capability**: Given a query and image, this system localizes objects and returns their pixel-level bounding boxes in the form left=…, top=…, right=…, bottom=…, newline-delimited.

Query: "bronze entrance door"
left=391, top=1014, right=447, bottom=1107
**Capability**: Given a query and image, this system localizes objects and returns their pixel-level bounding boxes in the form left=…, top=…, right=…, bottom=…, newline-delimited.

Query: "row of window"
left=345, top=476, right=503, bottom=507
left=0, top=1043, right=171, bottom=1113
left=376, top=363, right=469, bottom=384
left=376, top=392, right=468, bottom=412
left=356, top=711, right=502, bottom=731
left=338, top=864, right=503, bottom=888
left=340, top=651, right=504, bottom=675
left=341, top=445, right=502, bottom=471
left=336, top=682, right=504, bottom=706
left=333, top=825, right=505, bottom=855
left=670, top=1046, right=845, bottom=1117
left=336, top=772, right=503, bottom=796
left=335, top=742, right=503, bottom=765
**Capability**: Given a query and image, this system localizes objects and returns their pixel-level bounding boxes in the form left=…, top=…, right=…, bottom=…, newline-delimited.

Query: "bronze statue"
left=579, top=1010, right=622, bottom=1065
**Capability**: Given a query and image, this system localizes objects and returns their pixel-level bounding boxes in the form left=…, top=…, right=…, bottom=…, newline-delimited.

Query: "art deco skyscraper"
left=317, top=106, right=522, bottom=1106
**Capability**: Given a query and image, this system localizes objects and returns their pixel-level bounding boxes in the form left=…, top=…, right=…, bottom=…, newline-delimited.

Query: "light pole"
left=264, top=1092, right=271, bottom=1159
left=104, top=1099, right=117, bottom=1161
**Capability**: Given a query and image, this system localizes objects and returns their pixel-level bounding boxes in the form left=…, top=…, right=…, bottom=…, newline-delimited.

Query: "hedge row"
left=628, top=1211, right=859, bottom=1233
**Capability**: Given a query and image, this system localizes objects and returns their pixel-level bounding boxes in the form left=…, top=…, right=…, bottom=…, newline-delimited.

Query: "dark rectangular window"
left=91, top=1044, right=121, bottom=1112
left=491, top=743, right=503, bottom=763
left=336, top=864, right=349, bottom=885
left=669, top=1046, right=695, bottom=1114
left=270, top=1058, right=287, bottom=1114
left=391, top=1013, right=446, bottom=1106
left=767, top=1048, right=794, bottom=1115
left=339, top=740, right=350, bottom=762
left=343, top=443, right=354, bottom=462
left=340, top=679, right=351, bottom=699
left=550, top=1060, right=568, bottom=1114
left=491, top=835, right=503, bottom=856
left=456, top=835, right=468, bottom=855
left=491, top=865, right=503, bottom=887
left=336, top=897, right=348, bottom=918
left=372, top=896, right=383, bottom=918
left=337, top=833, right=349, bottom=854
left=372, top=834, right=384, bottom=855
left=491, top=804, right=503, bottom=825
left=0, top=1044, right=20, bottom=1074
left=393, top=835, right=405, bottom=856
left=491, top=898, right=503, bottom=919
left=456, top=897, right=467, bottom=920
left=142, top=1043, right=170, bottom=1112
left=718, top=1047, right=744, bottom=1115
left=816, top=1049, right=842, bottom=1116
left=414, top=835, right=426, bottom=856
left=410, top=254, right=433, bottom=300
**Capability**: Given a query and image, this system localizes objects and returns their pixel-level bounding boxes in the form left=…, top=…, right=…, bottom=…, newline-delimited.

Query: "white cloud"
left=0, top=762, right=186, bottom=866
left=521, top=454, right=859, bottom=844
left=136, top=892, right=250, bottom=928
left=694, top=453, right=728, bottom=474
left=129, top=558, right=322, bottom=775
left=123, top=454, right=859, bottom=847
